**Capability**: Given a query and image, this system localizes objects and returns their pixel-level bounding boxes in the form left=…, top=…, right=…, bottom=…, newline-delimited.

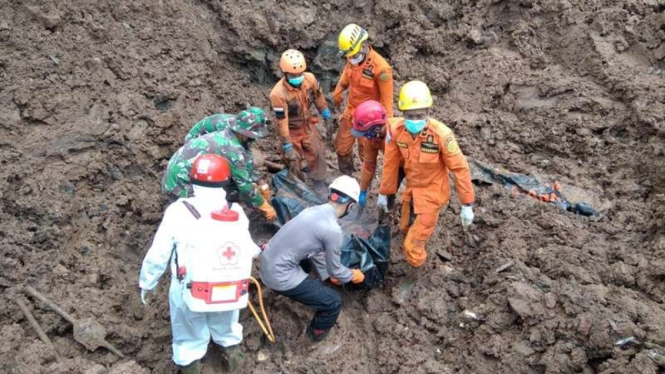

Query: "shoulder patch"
left=444, top=136, right=460, bottom=153
left=396, top=141, right=408, bottom=148
left=379, top=71, right=390, bottom=82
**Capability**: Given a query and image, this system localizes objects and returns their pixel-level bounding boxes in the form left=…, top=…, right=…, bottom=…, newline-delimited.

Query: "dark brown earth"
left=1, top=0, right=664, bottom=373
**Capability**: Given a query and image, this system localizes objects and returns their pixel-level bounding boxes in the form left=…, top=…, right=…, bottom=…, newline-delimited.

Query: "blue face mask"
left=288, top=75, right=305, bottom=86
left=405, top=119, right=427, bottom=134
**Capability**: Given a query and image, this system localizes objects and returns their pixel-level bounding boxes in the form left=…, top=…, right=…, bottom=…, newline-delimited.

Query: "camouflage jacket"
left=184, top=113, right=236, bottom=142
left=162, top=128, right=264, bottom=206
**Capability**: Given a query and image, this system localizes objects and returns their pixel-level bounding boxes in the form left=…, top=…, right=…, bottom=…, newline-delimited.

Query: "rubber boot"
left=337, top=154, right=354, bottom=176
left=224, top=345, right=245, bottom=373
left=306, top=325, right=331, bottom=343
left=179, top=360, right=201, bottom=374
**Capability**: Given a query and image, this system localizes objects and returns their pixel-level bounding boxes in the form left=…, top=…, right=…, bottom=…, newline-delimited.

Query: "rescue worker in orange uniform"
left=333, top=24, right=393, bottom=176
left=270, top=49, right=330, bottom=192
left=379, top=81, right=475, bottom=267
left=350, top=100, right=405, bottom=212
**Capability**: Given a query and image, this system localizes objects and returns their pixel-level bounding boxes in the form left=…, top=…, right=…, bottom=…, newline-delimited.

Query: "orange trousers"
left=334, top=107, right=364, bottom=160
left=400, top=199, right=441, bottom=268
left=287, top=122, right=327, bottom=182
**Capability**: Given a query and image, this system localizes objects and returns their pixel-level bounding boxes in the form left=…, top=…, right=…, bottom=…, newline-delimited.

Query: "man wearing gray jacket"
left=259, top=176, right=365, bottom=342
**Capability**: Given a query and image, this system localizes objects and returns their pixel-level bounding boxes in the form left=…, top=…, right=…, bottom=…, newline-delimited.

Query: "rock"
left=84, top=364, right=106, bottom=374
left=436, top=248, right=453, bottom=262
left=108, top=361, right=149, bottom=374
left=467, top=28, right=484, bottom=45
left=508, top=297, right=533, bottom=319
left=25, top=5, right=62, bottom=30
left=0, top=21, right=9, bottom=31
left=544, top=292, right=557, bottom=309
left=245, top=334, right=261, bottom=351
left=513, top=340, right=535, bottom=357
left=257, top=349, right=270, bottom=362
left=654, top=43, right=665, bottom=61
left=577, top=314, right=593, bottom=336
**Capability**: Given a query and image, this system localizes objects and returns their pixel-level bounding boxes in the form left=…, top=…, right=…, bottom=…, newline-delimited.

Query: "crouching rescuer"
left=139, top=154, right=261, bottom=373
left=259, top=176, right=365, bottom=343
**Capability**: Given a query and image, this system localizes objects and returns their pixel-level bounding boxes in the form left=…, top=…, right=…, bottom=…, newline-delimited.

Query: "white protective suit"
left=138, top=185, right=260, bottom=366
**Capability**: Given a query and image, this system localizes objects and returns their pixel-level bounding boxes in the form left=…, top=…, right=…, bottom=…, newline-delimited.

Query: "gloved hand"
left=257, top=183, right=272, bottom=202
left=460, top=205, right=474, bottom=228
left=282, top=143, right=299, bottom=162
left=258, top=201, right=277, bottom=222
left=321, top=108, right=331, bottom=122
left=351, top=269, right=365, bottom=284
left=376, top=194, right=388, bottom=212
left=140, top=288, right=154, bottom=306
left=358, top=190, right=368, bottom=207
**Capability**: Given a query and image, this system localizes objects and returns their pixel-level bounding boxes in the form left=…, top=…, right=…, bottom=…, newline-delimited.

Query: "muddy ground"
left=1, top=0, right=664, bottom=373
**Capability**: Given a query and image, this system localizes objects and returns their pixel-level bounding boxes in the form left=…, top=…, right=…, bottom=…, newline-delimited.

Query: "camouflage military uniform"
left=184, top=113, right=236, bottom=142
left=162, top=108, right=268, bottom=207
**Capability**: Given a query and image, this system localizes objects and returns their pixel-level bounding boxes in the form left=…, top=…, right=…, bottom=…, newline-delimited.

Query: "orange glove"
left=351, top=269, right=365, bottom=284
left=256, top=183, right=272, bottom=202
left=330, top=277, right=341, bottom=286
left=258, top=201, right=277, bottom=222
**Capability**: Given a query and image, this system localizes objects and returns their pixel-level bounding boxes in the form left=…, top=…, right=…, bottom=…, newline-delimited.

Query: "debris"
left=461, top=309, right=485, bottom=323
left=23, top=285, right=124, bottom=357
left=614, top=336, right=640, bottom=347
left=495, top=260, right=515, bottom=273
left=257, top=349, right=270, bottom=362
left=49, top=55, right=60, bottom=65
left=436, top=248, right=453, bottom=262
left=648, top=348, right=665, bottom=367
left=12, top=295, right=63, bottom=363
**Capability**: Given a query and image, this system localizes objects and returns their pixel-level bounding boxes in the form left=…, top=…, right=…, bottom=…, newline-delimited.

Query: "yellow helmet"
left=338, top=23, right=369, bottom=57
left=398, top=80, right=433, bottom=111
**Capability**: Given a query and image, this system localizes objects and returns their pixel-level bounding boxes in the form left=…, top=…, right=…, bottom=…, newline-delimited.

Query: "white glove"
left=140, top=288, right=154, bottom=306
left=376, top=194, right=388, bottom=212
left=460, top=205, right=474, bottom=227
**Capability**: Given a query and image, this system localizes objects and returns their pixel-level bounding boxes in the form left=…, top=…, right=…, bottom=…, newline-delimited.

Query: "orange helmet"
left=279, top=49, right=307, bottom=74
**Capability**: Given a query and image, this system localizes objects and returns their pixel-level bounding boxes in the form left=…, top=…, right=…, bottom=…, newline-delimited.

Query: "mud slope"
left=1, top=0, right=664, bottom=373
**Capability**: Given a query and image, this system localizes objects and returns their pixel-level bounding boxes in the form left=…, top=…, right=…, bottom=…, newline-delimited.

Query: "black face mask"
left=339, top=202, right=356, bottom=219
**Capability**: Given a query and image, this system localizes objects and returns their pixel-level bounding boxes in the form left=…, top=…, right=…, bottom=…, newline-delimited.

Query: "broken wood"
left=12, top=295, right=63, bottom=363
left=23, top=285, right=124, bottom=358
left=264, top=160, right=285, bottom=172
left=495, top=260, right=516, bottom=273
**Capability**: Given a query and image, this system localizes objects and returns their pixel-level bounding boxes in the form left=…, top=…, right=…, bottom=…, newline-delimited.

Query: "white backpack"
left=176, top=201, right=259, bottom=312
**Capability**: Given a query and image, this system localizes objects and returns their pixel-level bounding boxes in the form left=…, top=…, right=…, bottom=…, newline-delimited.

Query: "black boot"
left=179, top=360, right=201, bottom=374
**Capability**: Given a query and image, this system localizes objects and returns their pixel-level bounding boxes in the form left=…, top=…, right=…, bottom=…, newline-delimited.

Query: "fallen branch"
left=12, top=295, right=64, bottom=363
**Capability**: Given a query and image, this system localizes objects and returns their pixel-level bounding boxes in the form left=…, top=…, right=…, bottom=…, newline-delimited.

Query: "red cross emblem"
left=217, top=242, right=239, bottom=265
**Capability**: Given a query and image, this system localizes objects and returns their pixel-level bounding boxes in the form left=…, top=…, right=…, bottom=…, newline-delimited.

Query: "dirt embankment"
left=1, top=0, right=664, bottom=373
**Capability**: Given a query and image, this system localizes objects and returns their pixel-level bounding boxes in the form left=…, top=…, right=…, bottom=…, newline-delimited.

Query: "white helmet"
left=328, top=175, right=361, bottom=202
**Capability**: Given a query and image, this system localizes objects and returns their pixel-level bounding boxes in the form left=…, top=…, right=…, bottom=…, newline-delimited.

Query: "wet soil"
left=1, top=0, right=664, bottom=373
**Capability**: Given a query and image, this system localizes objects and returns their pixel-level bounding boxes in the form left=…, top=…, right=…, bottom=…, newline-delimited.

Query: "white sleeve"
left=138, top=204, right=179, bottom=290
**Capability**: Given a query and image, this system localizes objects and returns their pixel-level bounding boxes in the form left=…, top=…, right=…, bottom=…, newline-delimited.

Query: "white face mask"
left=348, top=53, right=365, bottom=65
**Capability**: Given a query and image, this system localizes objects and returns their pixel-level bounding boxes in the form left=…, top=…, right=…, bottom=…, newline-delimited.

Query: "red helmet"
left=190, top=154, right=231, bottom=186
left=352, top=100, right=386, bottom=137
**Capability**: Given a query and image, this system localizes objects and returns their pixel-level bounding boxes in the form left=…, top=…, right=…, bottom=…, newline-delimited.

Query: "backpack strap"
left=181, top=201, right=201, bottom=219
left=172, top=201, right=201, bottom=281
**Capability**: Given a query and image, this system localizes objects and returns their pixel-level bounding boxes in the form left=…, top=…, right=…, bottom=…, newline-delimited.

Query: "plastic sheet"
left=270, top=170, right=390, bottom=288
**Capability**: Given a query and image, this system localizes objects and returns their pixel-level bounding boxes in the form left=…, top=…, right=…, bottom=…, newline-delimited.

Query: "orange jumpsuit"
left=270, top=73, right=328, bottom=182
left=332, top=47, right=393, bottom=162
left=379, top=118, right=475, bottom=267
